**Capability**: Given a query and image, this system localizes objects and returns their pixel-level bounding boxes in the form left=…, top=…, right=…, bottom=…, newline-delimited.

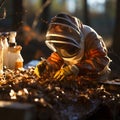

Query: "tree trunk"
left=112, top=0, right=120, bottom=56
left=12, top=0, right=24, bottom=30
left=39, top=0, right=50, bottom=34
left=83, top=0, right=90, bottom=25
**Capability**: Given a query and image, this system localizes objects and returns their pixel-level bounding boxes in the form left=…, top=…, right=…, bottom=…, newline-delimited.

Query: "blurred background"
left=0, top=0, right=120, bottom=71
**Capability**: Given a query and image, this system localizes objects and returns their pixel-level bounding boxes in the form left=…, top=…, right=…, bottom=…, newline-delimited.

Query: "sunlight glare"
left=88, top=0, right=106, bottom=5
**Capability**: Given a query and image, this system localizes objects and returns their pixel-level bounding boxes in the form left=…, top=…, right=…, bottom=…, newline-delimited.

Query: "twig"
left=32, top=0, right=51, bottom=29
left=0, top=0, right=6, bottom=8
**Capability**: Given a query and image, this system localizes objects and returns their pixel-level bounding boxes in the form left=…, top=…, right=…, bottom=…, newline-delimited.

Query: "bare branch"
left=0, top=0, right=6, bottom=8
left=32, top=0, right=51, bottom=29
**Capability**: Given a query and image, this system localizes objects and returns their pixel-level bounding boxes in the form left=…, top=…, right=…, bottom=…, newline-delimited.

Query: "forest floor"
left=0, top=67, right=120, bottom=120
